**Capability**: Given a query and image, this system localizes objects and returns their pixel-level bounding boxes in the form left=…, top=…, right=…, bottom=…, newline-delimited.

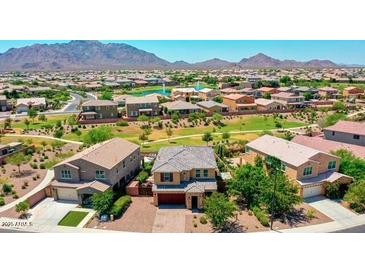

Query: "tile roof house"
left=255, top=98, right=286, bottom=111
left=244, top=135, right=352, bottom=198
left=222, top=94, right=256, bottom=112
left=16, top=97, right=46, bottom=113
left=196, top=100, right=229, bottom=114
left=0, top=95, right=9, bottom=111
left=151, top=146, right=218, bottom=209
left=292, top=135, right=365, bottom=159
left=343, top=87, right=364, bottom=99
left=125, top=95, right=160, bottom=117
left=272, top=92, right=306, bottom=109
left=161, top=101, right=201, bottom=115
left=51, top=138, right=141, bottom=205
left=79, top=99, right=118, bottom=122
left=323, top=121, right=365, bottom=146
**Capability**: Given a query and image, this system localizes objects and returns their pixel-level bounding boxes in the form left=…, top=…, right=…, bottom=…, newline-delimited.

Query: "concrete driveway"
left=28, top=198, right=78, bottom=226
left=305, top=196, right=357, bottom=225
left=152, top=206, right=188, bottom=233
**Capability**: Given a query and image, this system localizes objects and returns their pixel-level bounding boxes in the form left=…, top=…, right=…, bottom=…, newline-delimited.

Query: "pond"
left=134, top=89, right=171, bottom=97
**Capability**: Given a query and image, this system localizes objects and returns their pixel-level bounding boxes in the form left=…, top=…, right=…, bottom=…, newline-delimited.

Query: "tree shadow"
left=276, top=208, right=310, bottom=227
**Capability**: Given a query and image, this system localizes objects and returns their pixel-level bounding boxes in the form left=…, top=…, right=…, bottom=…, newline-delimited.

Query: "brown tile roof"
left=324, top=121, right=365, bottom=136
left=81, top=100, right=117, bottom=107
left=292, top=135, right=365, bottom=159
left=55, top=138, right=139, bottom=169
left=222, top=94, right=247, bottom=100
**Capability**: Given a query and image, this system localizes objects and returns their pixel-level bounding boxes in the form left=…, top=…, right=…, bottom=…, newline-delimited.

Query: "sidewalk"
left=0, top=170, right=54, bottom=214
left=280, top=214, right=365, bottom=233
left=4, top=134, right=83, bottom=145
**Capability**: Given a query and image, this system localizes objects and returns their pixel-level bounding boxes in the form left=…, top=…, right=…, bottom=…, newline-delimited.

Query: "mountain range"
left=0, top=40, right=341, bottom=71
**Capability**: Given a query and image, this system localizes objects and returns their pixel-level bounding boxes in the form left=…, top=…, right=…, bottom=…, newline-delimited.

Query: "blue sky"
left=0, top=40, right=365, bottom=64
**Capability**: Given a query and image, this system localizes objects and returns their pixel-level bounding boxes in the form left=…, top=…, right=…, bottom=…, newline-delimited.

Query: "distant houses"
left=222, top=94, right=257, bottom=112
left=125, top=95, right=160, bottom=117
left=16, top=97, right=46, bottom=113
left=79, top=100, right=118, bottom=122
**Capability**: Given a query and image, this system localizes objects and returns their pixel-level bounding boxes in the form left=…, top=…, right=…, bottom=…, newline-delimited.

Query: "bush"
left=0, top=197, right=5, bottom=206
left=199, top=216, right=208, bottom=224
left=116, top=121, right=129, bottom=127
left=137, top=171, right=149, bottom=183
left=344, top=181, right=365, bottom=213
left=325, top=183, right=341, bottom=199
left=306, top=209, right=316, bottom=220
left=39, top=164, right=46, bottom=169
left=252, top=206, right=269, bottom=227
left=2, top=183, right=12, bottom=195
left=110, top=195, right=132, bottom=217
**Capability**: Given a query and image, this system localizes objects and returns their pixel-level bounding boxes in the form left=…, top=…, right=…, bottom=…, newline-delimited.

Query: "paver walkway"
left=152, top=206, right=189, bottom=233
left=305, top=196, right=357, bottom=225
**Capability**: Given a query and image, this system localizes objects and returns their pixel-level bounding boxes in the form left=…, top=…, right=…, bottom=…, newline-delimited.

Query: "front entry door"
left=191, top=196, right=198, bottom=209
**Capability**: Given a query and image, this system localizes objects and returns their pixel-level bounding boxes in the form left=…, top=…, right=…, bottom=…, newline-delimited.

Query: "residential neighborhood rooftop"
left=324, top=121, right=365, bottom=136
left=152, top=146, right=217, bottom=173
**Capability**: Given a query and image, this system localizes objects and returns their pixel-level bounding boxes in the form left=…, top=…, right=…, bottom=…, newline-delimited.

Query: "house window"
left=303, top=167, right=313, bottom=176
left=61, top=170, right=72, bottom=179
left=123, top=161, right=125, bottom=168
left=161, top=173, right=173, bottom=182
left=332, top=131, right=335, bottom=136
left=96, top=170, right=106, bottom=179
left=196, top=169, right=201, bottom=178
left=203, top=169, right=209, bottom=177
left=353, top=134, right=360, bottom=140
left=328, top=161, right=336, bottom=170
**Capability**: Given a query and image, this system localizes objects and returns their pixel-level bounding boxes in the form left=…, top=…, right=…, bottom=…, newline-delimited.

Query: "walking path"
left=144, top=124, right=315, bottom=145
left=0, top=170, right=54, bottom=213
left=4, top=134, right=83, bottom=145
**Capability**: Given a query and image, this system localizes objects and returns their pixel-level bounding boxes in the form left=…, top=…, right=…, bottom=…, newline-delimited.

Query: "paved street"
left=334, top=224, right=365, bottom=233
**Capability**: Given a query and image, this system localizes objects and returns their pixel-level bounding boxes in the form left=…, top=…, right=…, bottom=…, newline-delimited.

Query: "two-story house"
left=161, top=101, right=201, bottom=115
left=151, top=147, right=218, bottom=209
left=323, top=121, right=365, bottom=146
left=222, top=94, right=257, bottom=112
left=343, top=87, right=364, bottom=100
left=272, top=92, right=306, bottom=109
left=244, top=135, right=352, bottom=198
left=79, top=100, right=118, bottom=122
left=51, top=138, right=141, bottom=205
left=125, top=95, right=160, bottom=117
left=0, top=95, right=9, bottom=111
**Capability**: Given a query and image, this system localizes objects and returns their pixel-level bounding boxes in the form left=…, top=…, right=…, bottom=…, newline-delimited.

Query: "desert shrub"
left=39, top=164, right=46, bottom=169
left=252, top=206, right=269, bottom=227
left=110, top=195, right=132, bottom=217
left=116, top=121, right=129, bottom=127
left=199, top=216, right=208, bottom=224
left=2, top=184, right=12, bottom=195
left=0, top=197, right=5, bottom=206
left=306, top=209, right=316, bottom=220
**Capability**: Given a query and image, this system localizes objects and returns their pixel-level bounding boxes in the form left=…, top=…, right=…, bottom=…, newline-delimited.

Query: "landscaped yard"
left=62, top=114, right=307, bottom=152
left=58, top=211, right=89, bottom=227
left=0, top=137, right=79, bottom=206
left=185, top=203, right=332, bottom=233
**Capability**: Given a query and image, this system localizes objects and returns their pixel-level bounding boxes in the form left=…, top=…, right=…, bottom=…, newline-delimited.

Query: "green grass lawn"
left=11, top=115, right=70, bottom=130
left=58, top=211, right=89, bottom=227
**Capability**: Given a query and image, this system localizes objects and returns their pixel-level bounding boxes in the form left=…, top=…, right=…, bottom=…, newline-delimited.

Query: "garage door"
left=303, top=185, right=323, bottom=198
left=57, top=188, right=78, bottom=201
left=158, top=193, right=185, bottom=205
